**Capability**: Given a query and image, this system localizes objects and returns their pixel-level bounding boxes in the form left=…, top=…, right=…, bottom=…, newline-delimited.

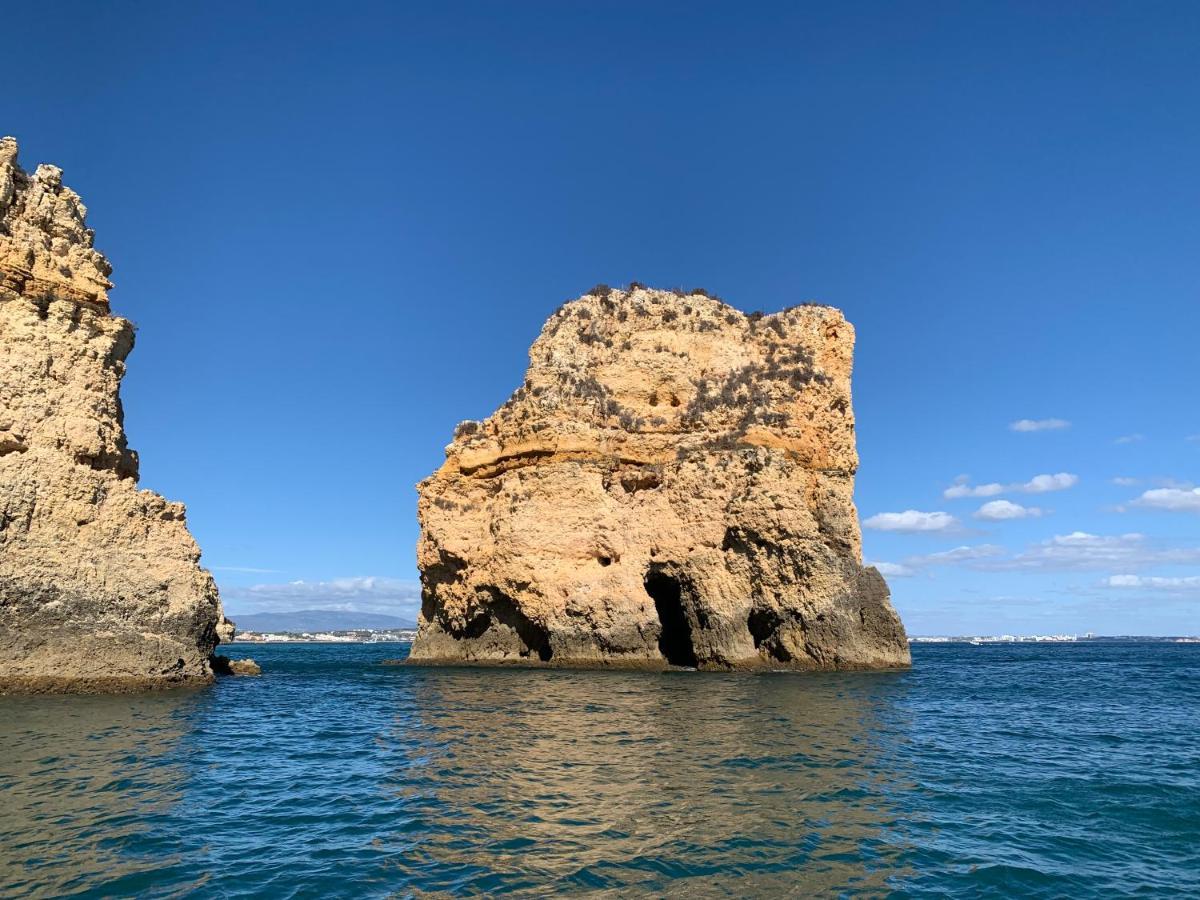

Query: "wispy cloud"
left=1130, top=487, right=1200, bottom=513
left=979, top=532, right=1200, bottom=571
left=943, top=476, right=1005, bottom=499
left=870, top=545, right=1007, bottom=580
left=1114, top=433, right=1145, bottom=445
left=1102, top=574, right=1200, bottom=591
left=944, top=472, right=1077, bottom=499
left=862, top=510, right=959, bottom=533
left=974, top=500, right=1044, bottom=521
left=888, top=533, right=1200, bottom=574
left=906, top=544, right=1007, bottom=567
left=1010, top=418, right=1070, bottom=433
left=1021, top=473, right=1078, bottom=493
left=867, top=561, right=916, bottom=577
left=1111, top=477, right=1140, bottom=487
left=221, top=576, right=422, bottom=616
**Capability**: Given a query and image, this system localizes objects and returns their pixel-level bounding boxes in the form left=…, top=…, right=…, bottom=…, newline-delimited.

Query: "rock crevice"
left=410, top=286, right=910, bottom=671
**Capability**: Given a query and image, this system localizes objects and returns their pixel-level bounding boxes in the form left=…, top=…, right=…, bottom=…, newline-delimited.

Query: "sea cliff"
left=0, top=137, right=232, bottom=692
left=410, top=285, right=910, bottom=670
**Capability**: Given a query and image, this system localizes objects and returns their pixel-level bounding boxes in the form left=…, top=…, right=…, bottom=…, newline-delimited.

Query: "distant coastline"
left=910, top=634, right=1198, bottom=644
left=227, top=630, right=1198, bottom=646
left=232, top=629, right=418, bottom=644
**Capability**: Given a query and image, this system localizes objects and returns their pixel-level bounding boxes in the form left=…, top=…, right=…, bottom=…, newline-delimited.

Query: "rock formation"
left=411, top=285, right=910, bottom=671
left=0, top=137, right=233, bottom=693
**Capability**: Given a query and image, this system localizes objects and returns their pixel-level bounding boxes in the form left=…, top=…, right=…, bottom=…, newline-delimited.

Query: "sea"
left=0, top=642, right=1196, bottom=898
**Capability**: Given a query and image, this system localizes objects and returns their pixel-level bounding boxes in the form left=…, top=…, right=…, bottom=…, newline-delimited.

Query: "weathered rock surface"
left=212, top=656, right=261, bottom=676
left=0, top=137, right=232, bottom=693
left=411, top=285, right=910, bottom=671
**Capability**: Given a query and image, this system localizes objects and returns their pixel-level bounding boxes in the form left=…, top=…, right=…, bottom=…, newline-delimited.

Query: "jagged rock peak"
left=0, top=136, right=113, bottom=306
left=0, top=138, right=232, bottom=693
left=410, top=285, right=910, bottom=672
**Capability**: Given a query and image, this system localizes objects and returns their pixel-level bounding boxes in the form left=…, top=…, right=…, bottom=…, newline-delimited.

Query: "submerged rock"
left=0, top=137, right=233, bottom=693
left=410, top=286, right=910, bottom=671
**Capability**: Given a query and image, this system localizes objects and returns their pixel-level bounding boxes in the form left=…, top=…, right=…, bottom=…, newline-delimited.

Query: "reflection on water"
left=0, top=691, right=207, bottom=896
left=0, top=643, right=1196, bottom=898
left=388, top=669, right=914, bottom=895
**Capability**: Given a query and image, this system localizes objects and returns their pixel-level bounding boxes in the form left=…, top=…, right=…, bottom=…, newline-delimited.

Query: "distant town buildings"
left=910, top=634, right=1197, bottom=644
left=910, top=634, right=1080, bottom=644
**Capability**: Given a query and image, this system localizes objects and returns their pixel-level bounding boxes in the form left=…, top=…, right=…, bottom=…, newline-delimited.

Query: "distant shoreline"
left=912, top=636, right=1198, bottom=644
left=223, top=635, right=1198, bottom=646
left=228, top=639, right=414, bottom=645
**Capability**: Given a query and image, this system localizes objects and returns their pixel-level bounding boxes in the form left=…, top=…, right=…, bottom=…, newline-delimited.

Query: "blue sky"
left=5, top=1, right=1198, bottom=634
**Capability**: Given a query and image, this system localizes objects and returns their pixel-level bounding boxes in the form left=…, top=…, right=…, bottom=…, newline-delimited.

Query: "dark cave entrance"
left=645, top=570, right=697, bottom=667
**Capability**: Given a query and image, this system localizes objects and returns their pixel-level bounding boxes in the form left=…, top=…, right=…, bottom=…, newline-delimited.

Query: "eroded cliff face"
left=411, top=286, right=910, bottom=671
left=0, top=137, right=232, bottom=692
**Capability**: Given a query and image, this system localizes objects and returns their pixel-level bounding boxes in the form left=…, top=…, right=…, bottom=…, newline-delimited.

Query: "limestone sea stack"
left=411, top=285, right=910, bottom=671
left=0, top=137, right=233, bottom=692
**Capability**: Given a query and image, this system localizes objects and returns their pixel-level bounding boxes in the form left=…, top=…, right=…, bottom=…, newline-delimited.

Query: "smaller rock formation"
left=213, top=656, right=262, bottom=676
left=0, top=137, right=233, bottom=693
left=410, top=285, right=910, bottom=671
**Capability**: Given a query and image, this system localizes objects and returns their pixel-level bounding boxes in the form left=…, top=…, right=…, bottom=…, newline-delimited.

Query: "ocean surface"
left=0, top=643, right=1196, bottom=898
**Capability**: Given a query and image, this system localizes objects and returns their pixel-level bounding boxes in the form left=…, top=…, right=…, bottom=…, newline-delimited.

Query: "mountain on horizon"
left=231, top=609, right=416, bottom=633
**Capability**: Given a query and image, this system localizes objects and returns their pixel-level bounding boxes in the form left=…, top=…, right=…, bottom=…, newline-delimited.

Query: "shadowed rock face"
left=411, top=286, right=910, bottom=671
left=0, top=137, right=232, bottom=693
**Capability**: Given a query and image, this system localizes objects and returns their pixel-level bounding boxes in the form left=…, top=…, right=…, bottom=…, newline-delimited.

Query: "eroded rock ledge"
left=410, top=285, right=910, bottom=671
left=0, top=137, right=233, bottom=693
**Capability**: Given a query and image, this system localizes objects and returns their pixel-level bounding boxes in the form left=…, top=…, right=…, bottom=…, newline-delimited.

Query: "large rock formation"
left=411, top=285, right=909, bottom=671
left=0, top=137, right=232, bottom=692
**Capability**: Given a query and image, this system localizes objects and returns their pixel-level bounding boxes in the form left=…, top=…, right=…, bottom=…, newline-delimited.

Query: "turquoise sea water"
left=0, top=642, right=1196, bottom=898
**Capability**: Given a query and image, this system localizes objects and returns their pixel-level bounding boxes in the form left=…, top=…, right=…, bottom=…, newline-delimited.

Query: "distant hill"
left=231, top=610, right=416, bottom=633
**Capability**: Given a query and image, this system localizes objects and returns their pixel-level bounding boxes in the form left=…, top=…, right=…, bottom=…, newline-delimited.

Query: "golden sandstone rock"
left=0, top=138, right=233, bottom=693
left=410, top=285, right=910, bottom=671
left=213, top=656, right=262, bottom=676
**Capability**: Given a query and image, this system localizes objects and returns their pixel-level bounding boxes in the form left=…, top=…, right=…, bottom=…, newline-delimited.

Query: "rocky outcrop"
left=0, top=137, right=232, bottom=693
left=410, top=285, right=909, bottom=671
left=212, top=656, right=261, bottom=676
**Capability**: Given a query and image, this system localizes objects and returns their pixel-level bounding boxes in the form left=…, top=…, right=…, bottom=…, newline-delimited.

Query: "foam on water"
left=1, top=643, right=1196, bottom=897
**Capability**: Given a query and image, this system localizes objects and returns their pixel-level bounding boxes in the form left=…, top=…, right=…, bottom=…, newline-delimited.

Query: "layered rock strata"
left=0, top=137, right=232, bottom=693
left=411, top=285, right=910, bottom=671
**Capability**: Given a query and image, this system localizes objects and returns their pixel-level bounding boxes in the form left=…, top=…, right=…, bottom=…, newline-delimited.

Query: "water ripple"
left=0, top=643, right=1196, bottom=897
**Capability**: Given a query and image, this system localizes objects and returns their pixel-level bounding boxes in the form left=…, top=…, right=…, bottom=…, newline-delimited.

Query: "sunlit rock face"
left=411, top=285, right=910, bottom=671
left=0, top=137, right=232, bottom=693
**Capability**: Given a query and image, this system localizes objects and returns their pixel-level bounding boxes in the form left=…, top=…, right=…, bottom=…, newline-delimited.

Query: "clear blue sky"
left=6, top=1, right=1198, bottom=634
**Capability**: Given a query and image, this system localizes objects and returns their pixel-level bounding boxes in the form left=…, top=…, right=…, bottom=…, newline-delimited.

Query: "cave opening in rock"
left=487, top=589, right=554, bottom=662
left=645, top=570, right=697, bottom=667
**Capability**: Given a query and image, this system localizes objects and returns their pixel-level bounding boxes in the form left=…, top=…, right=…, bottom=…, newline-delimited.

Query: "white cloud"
left=1114, top=433, right=1145, bottom=445
left=974, top=500, right=1044, bottom=520
left=1010, top=418, right=1070, bottom=432
left=1111, top=477, right=1140, bottom=487
left=980, top=532, right=1200, bottom=571
left=1131, top=487, right=1200, bottom=513
left=862, top=510, right=959, bottom=533
left=1020, top=473, right=1078, bottom=493
left=221, top=576, right=422, bottom=616
left=1103, top=574, right=1200, bottom=591
left=867, top=561, right=916, bottom=577
left=943, top=472, right=1077, bottom=499
left=906, top=544, right=1007, bottom=566
left=943, top=478, right=1005, bottom=499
